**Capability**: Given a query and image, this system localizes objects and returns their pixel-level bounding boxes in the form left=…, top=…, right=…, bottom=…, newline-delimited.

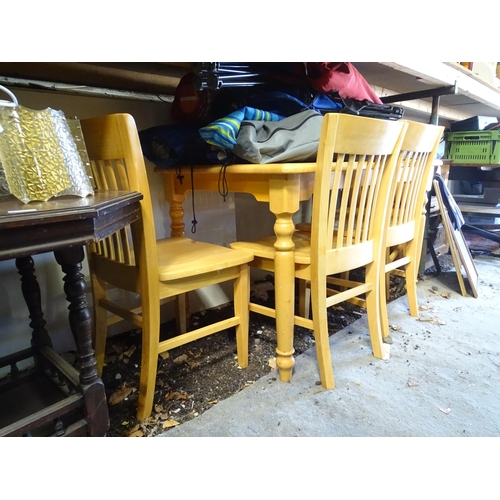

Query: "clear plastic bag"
left=0, top=85, right=94, bottom=203
left=51, top=111, right=94, bottom=198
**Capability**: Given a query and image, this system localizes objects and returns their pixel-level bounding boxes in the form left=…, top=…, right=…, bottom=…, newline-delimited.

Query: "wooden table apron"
left=0, top=190, right=142, bottom=436
left=158, top=164, right=316, bottom=383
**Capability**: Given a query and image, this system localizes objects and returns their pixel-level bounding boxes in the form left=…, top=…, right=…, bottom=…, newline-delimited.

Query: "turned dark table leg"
left=15, top=256, right=52, bottom=350
left=54, top=246, right=109, bottom=437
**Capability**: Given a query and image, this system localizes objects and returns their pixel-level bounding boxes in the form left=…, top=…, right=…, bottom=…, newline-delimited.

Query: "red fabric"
left=306, top=62, right=383, bottom=104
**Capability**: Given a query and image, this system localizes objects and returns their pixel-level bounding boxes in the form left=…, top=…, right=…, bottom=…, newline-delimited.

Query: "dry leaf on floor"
left=129, top=429, right=145, bottom=437
left=159, top=351, right=170, bottom=360
left=165, top=391, right=188, bottom=401
left=162, top=420, right=180, bottom=429
left=124, top=345, right=136, bottom=357
left=418, top=316, right=446, bottom=326
left=419, top=305, right=430, bottom=311
left=407, top=377, right=419, bottom=387
left=441, top=291, right=452, bottom=298
left=173, top=354, right=188, bottom=364
left=417, top=316, right=433, bottom=322
left=390, top=324, right=402, bottom=331
left=268, top=357, right=277, bottom=369
left=207, top=399, right=218, bottom=405
left=108, top=387, right=135, bottom=406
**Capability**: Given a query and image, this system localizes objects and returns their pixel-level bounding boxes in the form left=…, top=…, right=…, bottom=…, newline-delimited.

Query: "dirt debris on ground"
left=100, top=273, right=407, bottom=437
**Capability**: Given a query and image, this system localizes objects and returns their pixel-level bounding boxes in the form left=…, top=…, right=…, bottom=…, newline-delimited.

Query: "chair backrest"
left=310, top=113, right=407, bottom=274
left=80, top=114, right=158, bottom=290
left=387, top=120, right=444, bottom=240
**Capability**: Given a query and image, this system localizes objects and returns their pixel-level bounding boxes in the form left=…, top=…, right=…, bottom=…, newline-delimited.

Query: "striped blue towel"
left=199, top=106, right=283, bottom=150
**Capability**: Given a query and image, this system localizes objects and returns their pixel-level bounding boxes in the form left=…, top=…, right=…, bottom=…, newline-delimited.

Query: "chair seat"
left=231, top=232, right=312, bottom=264
left=157, top=237, right=254, bottom=281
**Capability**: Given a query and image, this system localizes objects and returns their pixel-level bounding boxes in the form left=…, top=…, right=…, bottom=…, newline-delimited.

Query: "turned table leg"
left=271, top=212, right=296, bottom=382
left=15, top=256, right=52, bottom=351
left=269, top=177, right=302, bottom=383
left=163, top=171, right=187, bottom=237
left=54, top=246, right=109, bottom=437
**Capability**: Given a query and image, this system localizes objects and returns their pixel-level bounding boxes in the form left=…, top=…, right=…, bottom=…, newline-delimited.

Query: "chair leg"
left=311, top=275, right=335, bottom=389
left=384, top=247, right=391, bottom=298
left=136, top=298, right=161, bottom=421
left=298, top=279, right=311, bottom=318
left=175, top=294, right=188, bottom=334
left=406, top=216, right=427, bottom=317
left=379, top=268, right=391, bottom=343
left=233, top=264, right=249, bottom=368
left=405, top=240, right=420, bottom=317
left=339, top=271, right=350, bottom=292
left=365, top=262, right=390, bottom=360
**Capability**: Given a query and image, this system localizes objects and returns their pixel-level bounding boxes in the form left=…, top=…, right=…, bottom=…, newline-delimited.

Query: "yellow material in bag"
left=0, top=85, right=94, bottom=203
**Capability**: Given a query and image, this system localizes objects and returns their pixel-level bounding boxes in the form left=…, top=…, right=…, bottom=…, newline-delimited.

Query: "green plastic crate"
left=445, top=130, right=500, bottom=164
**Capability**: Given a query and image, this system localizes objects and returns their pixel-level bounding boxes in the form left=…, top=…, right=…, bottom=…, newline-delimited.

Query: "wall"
left=0, top=88, right=239, bottom=368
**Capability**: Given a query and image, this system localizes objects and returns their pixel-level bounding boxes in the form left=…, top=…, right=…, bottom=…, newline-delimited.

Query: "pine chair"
left=296, top=120, right=444, bottom=342
left=82, top=113, right=253, bottom=420
left=230, top=113, right=407, bottom=389
left=379, top=120, right=444, bottom=336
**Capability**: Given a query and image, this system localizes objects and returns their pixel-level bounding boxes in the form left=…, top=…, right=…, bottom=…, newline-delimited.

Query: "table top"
left=0, top=190, right=143, bottom=261
left=156, top=162, right=317, bottom=175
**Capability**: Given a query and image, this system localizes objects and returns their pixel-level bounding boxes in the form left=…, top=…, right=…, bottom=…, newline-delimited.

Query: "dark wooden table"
left=0, top=190, right=142, bottom=436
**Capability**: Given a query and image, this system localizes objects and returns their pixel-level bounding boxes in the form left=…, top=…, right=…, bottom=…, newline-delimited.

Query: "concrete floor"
left=159, top=254, right=500, bottom=437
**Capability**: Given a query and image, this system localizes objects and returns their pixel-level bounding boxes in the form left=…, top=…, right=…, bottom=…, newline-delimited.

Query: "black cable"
left=190, top=165, right=198, bottom=234
left=218, top=154, right=237, bottom=201
left=175, top=166, right=184, bottom=185
left=218, top=163, right=229, bottom=201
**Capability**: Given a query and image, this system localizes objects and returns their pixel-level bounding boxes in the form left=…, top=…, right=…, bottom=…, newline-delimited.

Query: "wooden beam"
left=0, top=62, right=192, bottom=95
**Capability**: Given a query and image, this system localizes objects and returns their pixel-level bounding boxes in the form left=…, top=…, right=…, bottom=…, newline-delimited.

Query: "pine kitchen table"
left=157, top=163, right=316, bottom=385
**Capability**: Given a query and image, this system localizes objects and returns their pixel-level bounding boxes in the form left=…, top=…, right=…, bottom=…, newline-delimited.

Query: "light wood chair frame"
left=82, top=113, right=253, bottom=420
left=231, top=113, right=407, bottom=389
left=380, top=121, right=444, bottom=335
left=297, top=120, right=444, bottom=341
